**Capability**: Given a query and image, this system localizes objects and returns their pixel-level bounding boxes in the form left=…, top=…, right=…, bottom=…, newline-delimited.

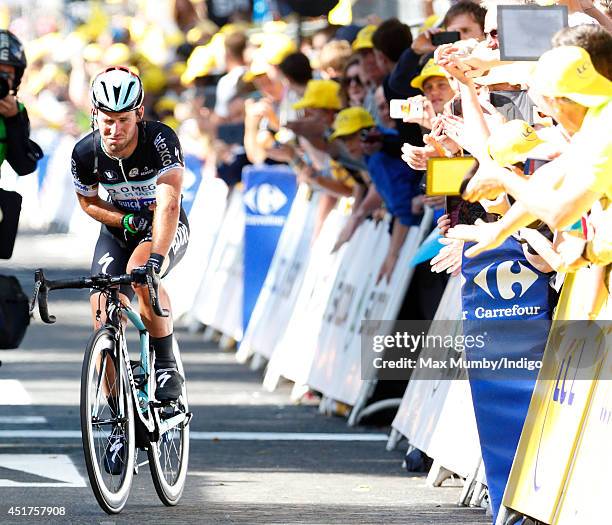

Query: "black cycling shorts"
left=90, top=207, right=190, bottom=300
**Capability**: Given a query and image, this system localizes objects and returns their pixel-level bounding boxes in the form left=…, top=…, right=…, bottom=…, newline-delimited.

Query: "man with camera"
left=0, top=30, right=42, bottom=351
left=0, top=30, right=42, bottom=177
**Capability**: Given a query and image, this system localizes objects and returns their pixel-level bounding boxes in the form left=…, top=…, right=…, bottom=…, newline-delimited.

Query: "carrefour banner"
left=242, top=165, right=297, bottom=333
left=461, top=235, right=552, bottom=522
left=181, top=153, right=205, bottom=216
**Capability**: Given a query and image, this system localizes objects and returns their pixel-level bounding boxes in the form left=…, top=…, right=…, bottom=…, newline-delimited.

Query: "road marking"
left=0, top=430, right=388, bottom=441
left=0, top=380, right=31, bottom=405
left=0, top=454, right=86, bottom=487
left=0, top=416, right=47, bottom=424
left=190, top=432, right=389, bottom=441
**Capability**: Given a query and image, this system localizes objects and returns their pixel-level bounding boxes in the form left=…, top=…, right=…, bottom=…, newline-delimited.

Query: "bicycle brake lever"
left=146, top=268, right=169, bottom=318
left=33, top=269, right=56, bottom=324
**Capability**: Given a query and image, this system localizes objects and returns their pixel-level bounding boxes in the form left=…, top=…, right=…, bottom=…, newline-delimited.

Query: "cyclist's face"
left=97, top=108, right=141, bottom=156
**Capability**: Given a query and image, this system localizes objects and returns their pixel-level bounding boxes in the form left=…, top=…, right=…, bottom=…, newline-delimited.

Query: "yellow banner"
left=502, top=267, right=609, bottom=524
left=553, top=273, right=611, bottom=525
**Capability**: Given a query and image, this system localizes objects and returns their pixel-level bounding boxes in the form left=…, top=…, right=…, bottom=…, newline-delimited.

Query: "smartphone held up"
left=390, top=97, right=425, bottom=122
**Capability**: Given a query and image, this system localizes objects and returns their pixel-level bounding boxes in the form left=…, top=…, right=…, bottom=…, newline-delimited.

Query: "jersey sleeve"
left=151, top=124, right=184, bottom=176
left=71, top=147, right=98, bottom=197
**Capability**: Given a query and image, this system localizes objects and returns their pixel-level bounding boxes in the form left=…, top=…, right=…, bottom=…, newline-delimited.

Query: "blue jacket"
left=366, top=128, right=422, bottom=227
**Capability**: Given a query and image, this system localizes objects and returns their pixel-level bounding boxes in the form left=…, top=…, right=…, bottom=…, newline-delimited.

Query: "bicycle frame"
left=105, top=290, right=189, bottom=444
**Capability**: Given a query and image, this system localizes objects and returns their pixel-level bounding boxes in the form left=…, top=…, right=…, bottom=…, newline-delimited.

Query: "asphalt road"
left=0, top=233, right=488, bottom=525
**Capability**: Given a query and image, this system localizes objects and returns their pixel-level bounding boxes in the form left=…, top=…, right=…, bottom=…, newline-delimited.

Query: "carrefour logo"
left=474, top=260, right=538, bottom=300
left=464, top=260, right=543, bottom=319
left=244, top=184, right=288, bottom=215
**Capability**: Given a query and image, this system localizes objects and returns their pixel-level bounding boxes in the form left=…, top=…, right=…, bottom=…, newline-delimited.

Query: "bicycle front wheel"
left=148, top=341, right=190, bottom=506
left=81, top=327, right=135, bottom=514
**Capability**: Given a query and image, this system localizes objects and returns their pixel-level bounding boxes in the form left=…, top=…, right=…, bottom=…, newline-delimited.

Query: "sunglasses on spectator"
left=344, top=76, right=363, bottom=86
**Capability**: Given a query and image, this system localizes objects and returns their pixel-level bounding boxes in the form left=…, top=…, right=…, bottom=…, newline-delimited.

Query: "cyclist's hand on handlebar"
left=131, top=253, right=164, bottom=285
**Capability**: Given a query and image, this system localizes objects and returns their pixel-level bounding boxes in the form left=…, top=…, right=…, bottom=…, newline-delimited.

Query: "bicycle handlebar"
left=30, top=267, right=169, bottom=324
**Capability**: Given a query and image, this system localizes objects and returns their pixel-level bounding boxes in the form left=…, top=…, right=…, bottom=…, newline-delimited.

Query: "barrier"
left=462, top=236, right=553, bottom=522
left=191, top=188, right=245, bottom=341
left=164, top=167, right=229, bottom=319
left=242, top=165, right=297, bottom=333
left=262, top=207, right=349, bottom=391
left=37, top=134, right=78, bottom=232
left=500, top=266, right=610, bottom=525
left=237, top=185, right=320, bottom=363
left=553, top=286, right=611, bottom=525
left=264, top=209, right=433, bottom=413
left=345, top=209, right=433, bottom=424
left=390, top=275, right=482, bottom=481
left=306, top=217, right=390, bottom=401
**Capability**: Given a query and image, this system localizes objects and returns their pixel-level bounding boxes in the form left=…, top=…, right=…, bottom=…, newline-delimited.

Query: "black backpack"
left=0, top=275, right=29, bottom=349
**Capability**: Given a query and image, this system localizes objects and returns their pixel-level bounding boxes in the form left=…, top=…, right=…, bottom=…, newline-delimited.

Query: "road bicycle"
left=30, top=267, right=191, bottom=514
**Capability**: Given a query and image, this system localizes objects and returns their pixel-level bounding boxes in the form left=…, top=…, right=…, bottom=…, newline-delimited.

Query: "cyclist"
left=71, top=66, right=189, bottom=406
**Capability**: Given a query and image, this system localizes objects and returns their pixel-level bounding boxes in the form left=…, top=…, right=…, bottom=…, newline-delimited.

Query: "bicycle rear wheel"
left=148, top=341, right=190, bottom=505
left=81, top=327, right=135, bottom=514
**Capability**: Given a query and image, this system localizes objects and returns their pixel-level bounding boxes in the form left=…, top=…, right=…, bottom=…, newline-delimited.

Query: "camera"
left=0, top=72, right=11, bottom=99
left=389, top=98, right=424, bottom=121
left=431, top=31, right=461, bottom=46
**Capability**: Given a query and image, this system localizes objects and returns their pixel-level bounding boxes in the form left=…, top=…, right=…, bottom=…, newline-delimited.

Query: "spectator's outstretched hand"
left=430, top=238, right=463, bottom=275
left=461, top=44, right=503, bottom=79
left=462, top=165, right=506, bottom=202
left=401, top=142, right=436, bottom=170
left=376, top=252, right=399, bottom=285
left=555, top=231, right=589, bottom=272
left=332, top=215, right=362, bottom=253
left=372, top=207, right=386, bottom=223
left=411, top=28, right=443, bottom=56
left=434, top=44, right=471, bottom=85
left=441, top=114, right=489, bottom=159
left=437, top=213, right=451, bottom=236
left=446, top=218, right=506, bottom=257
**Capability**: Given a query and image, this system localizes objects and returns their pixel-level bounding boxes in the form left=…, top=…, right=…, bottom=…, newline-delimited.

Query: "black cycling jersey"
left=71, top=120, right=184, bottom=213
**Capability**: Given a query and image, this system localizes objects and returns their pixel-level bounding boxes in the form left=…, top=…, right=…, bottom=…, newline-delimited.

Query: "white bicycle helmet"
left=90, top=66, right=144, bottom=112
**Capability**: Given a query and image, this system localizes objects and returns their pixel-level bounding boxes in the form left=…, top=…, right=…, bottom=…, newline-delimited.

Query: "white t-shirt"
left=214, top=66, right=247, bottom=118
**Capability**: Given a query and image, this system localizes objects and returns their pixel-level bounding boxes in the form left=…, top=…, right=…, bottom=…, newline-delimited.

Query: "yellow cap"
left=329, top=107, right=375, bottom=141
left=181, top=44, right=216, bottom=84
left=154, top=96, right=178, bottom=114
left=487, top=120, right=545, bottom=167
left=186, top=20, right=219, bottom=45
left=410, top=59, right=450, bottom=91
left=82, top=43, right=104, bottom=63
left=219, top=22, right=249, bottom=35
left=170, top=61, right=187, bottom=77
left=328, top=0, right=353, bottom=26
left=293, top=80, right=342, bottom=110
left=418, top=14, right=440, bottom=34
left=141, top=66, right=167, bottom=95
left=104, top=43, right=131, bottom=66
left=352, top=25, right=376, bottom=52
left=265, top=33, right=297, bottom=65
left=162, top=116, right=180, bottom=131
left=531, top=46, right=612, bottom=108
left=243, top=33, right=297, bottom=82
left=243, top=55, right=269, bottom=82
